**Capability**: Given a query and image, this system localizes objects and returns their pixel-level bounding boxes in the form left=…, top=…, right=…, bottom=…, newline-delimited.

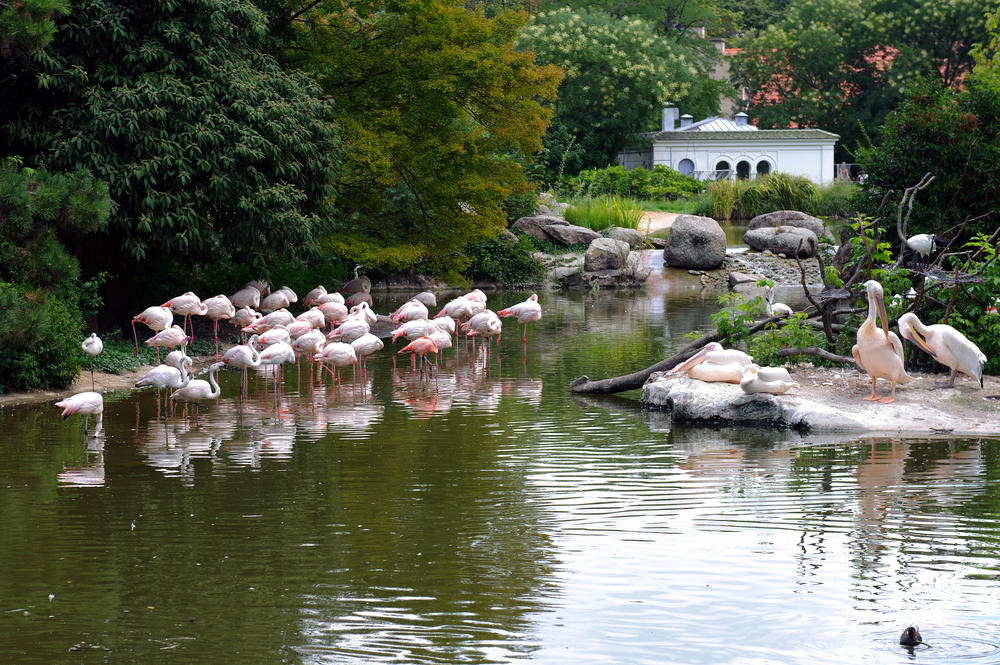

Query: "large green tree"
left=518, top=7, right=731, bottom=172
left=0, top=0, right=68, bottom=88
left=264, top=0, right=561, bottom=279
left=1, top=0, right=342, bottom=282
left=735, top=0, right=993, bottom=157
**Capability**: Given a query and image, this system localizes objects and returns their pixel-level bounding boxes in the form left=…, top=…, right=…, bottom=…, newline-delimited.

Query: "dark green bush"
left=567, top=165, right=703, bottom=200
left=466, top=233, right=543, bottom=285
left=0, top=283, right=83, bottom=391
left=502, top=190, right=539, bottom=223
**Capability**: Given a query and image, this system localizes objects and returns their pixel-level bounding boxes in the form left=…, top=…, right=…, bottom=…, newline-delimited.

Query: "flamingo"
left=412, top=291, right=436, bottom=308
left=230, top=285, right=261, bottom=310
left=136, top=354, right=193, bottom=414
left=461, top=310, right=502, bottom=341
left=304, top=285, right=328, bottom=307
left=201, top=294, right=236, bottom=357
left=391, top=299, right=429, bottom=324
left=463, top=288, right=488, bottom=304
left=162, top=291, right=206, bottom=340
left=243, top=308, right=295, bottom=334
left=432, top=315, right=456, bottom=335
left=498, top=293, right=542, bottom=342
left=315, top=291, right=346, bottom=305
left=319, top=301, right=349, bottom=328
left=391, top=319, right=437, bottom=343
left=428, top=329, right=453, bottom=358
left=351, top=333, right=384, bottom=374
left=258, top=341, right=297, bottom=391
left=436, top=296, right=483, bottom=320
left=274, top=285, right=298, bottom=304
left=170, top=361, right=224, bottom=418
left=898, top=312, right=986, bottom=387
left=259, top=290, right=290, bottom=313
left=145, top=325, right=189, bottom=363
left=257, top=324, right=291, bottom=348
left=132, top=305, right=173, bottom=357
left=285, top=319, right=314, bottom=340
left=399, top=336, right=438, bottom=375
left=296, top=306, right=326, bottom=330
left=231, top=306, right=262, bottom=337
left=81, top=332, right=103, bottom=390
left=348, top=301, right=378, bottom=326
left=314, top=341, right=357, bottom=384
left=328, top=317, right=369, bottom=344
left=55, top=392, right=104, bottom=437
left=852, top=279, right=910, bottom=403
left=222, top=335, right=261, bottom=394
left=292, top=329, right=326, bottom=357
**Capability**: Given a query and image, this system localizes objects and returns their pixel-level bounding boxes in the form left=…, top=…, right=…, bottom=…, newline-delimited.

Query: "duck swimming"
left=899, top=625, right=927, bottom=647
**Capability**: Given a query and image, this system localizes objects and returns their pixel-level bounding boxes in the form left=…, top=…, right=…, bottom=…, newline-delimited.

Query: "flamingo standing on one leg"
left=132, top=305, right=173, bottom=357
left=314, top=341, right=357, bottom=385
left=135, top=353, right=193, bottom=416
left=81, top=332, right=103, bottom=391
left=55, top=392, right=104, bottom=437
left=145, top=325, right=190, bottom=363
left=399, top=335, right=439, bottom=377
left=162, top=292, right=206, bottom=342
left=201, top=294, right=236, bottom=358
left=170, top=361, right=224, bottom=420
left=498, top=293, right=542, bottom=343
left=351, top=333, right=384, bottom=376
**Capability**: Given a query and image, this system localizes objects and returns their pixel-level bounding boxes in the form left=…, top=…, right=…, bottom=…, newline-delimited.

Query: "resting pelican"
left=740, top=364, right=796, bottom=394
left=765, top=288, right=793, bottom=318
left=670, top=342, right=752, bottom=375
left=898, top=312, right=986, bottom=387
left=852, top=280, right=910, bottom=403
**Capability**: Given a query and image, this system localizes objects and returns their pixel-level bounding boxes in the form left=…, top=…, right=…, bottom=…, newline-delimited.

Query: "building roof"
left=641, top=128, right=840, bottom=141
left=676, top=117, right=757, bottom=132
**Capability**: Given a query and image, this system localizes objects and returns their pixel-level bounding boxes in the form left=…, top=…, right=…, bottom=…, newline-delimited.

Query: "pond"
left=2, top=274, right=1000, bottom=664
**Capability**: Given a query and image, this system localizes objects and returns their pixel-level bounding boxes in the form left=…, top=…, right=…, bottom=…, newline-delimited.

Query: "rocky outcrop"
left=512, top=215, right=569, bottom=241
left=748, top=210, right=830, bottom=240
left=543, top=223, right=603, bottom=247
left=605, top=226, right=645, bottom=249
left=663, top=214, right=727, bottom=269
left=743, top=226, right=818, bottom=258
left=584, top=237, right=630, bottom=272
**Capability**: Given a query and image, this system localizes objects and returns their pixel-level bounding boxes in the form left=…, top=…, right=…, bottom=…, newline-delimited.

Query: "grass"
left=563, top=195, right=643, bottom=231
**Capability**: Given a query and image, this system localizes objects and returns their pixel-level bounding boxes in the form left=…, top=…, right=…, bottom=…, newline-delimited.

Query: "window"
left=756, top=160, right=771, bottom=176
left=736, top=160, right=751, bottom=180
left=677, top=158, right=695, bottom=175
left=714, top=160, right=731, bottom=180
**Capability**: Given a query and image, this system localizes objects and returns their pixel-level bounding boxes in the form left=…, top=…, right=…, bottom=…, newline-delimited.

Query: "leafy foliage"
left=566, top=165, right=703, bottom=201
left=1, top=0, right=342, bottom=275
left=465, top=232, right=543, bottom=285
left=0, top=0, right=69, bottom=88
left=708, top=292, right=766, bottom=345
left=749, top=313, right=829, bottom=366
left=518, top=7, right=731, bottom=171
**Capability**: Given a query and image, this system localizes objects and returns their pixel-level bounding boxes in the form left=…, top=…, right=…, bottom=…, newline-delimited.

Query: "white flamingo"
left=201, top=294, right=236, bottom=357
left=170, top=362, right=224, bottom=418
left=55, top=391, right=104, bottom=437
left=81, top=332, right=103, bottom=390
left=498, top=293, right=542, bottom=342
left=132, top=305, right=173, bottom=357
left=314, top=342, right=357, bottom=384
left=161, top=291, right=206, bottom=340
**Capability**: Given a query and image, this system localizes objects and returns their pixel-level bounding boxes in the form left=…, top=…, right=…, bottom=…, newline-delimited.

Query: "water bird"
left=132, top=305, right=173, bottom=356
left=314, top=341, right=357, bottom=384
left=161, top=291, right=206, bottom=340
left=740, top=364, right=796, bottom=394
left=852, top=280, right=909, bottom=403
left=170, top=361, right=223, bottom=418
left=201, top=294, right=236, bottom=357
left=906, top=233, right=946, bottom=260
left=145, top=324, right=190, bottom=363
left=899, top=626, right=927, bottom=647
left=230, top=284, right=261, bottom=310
left=81, top=333, right=103, bottom=390
left=670, top=342, right=753, bottom=375
left=498, top=293, right=542, bottom=342
left=398, top=336, right=439, bottom=374
left=898, top=312, right=986, bottom=387
left=766, top=287, right=793, bottom=318
left=55, top=391, right=104, bottom=437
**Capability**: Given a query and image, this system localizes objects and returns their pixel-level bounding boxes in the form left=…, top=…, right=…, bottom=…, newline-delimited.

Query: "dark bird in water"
left=899, top=626, right=926, bottom=647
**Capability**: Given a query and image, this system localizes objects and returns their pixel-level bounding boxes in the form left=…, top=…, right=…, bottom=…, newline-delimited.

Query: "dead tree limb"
left=895, top=172, right=935, bottom=244
left=776, top=347, right=859, bottom=369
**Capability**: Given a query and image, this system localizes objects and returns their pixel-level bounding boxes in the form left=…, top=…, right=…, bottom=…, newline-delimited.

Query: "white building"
left=618, top=108, right=839, bottom=185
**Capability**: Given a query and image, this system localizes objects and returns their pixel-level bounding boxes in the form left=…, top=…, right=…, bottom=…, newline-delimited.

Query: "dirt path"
left=640, top=211, right=678, bottom=235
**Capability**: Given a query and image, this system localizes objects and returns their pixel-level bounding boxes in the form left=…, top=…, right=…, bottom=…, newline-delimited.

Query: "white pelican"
left=898, top=312, right=986, bottom=388
left=765, top=288, right=792, bottom=318
left=688, top=361, right=744, bottom=383
left=670, top=342, right=753, bottom=376
left=55, top=391, right=104, bottom=437
left=851, top=279, right=910, bottom=403
left=740, top=364, right=796, bottom=394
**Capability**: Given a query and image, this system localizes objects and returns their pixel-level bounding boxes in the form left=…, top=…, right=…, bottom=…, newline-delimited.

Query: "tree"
left=0, top=0, right=68, bottom=88
left=518, top=7, right=731, bottom=171
left=265, top=0, right=561, bottom=280
left=0, top=0, right=342, bottom=282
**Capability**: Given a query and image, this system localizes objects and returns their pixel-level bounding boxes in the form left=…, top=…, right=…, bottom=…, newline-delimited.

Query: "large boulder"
left=743, top=226, right=818, bottom=258
left=605, top=226, right=645, bottom=249
left=663, top=214, right=727, bottom=269
left=512, top=215, right=569, bottom=241
left=584, top=237, right=630, bottom=272
left=543, top=223, right=603, bottom=247
left=748, top=210, right=830, bottom=240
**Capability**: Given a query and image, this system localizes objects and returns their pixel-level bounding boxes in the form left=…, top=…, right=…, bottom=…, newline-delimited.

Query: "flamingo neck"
left=207, top=366, right=220, bottom=398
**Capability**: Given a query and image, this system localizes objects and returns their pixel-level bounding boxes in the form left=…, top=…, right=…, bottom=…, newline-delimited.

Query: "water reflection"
left=3, top=288, right=1000, bottom=664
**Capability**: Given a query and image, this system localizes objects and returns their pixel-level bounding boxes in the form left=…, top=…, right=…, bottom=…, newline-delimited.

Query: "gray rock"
left=663, top=214, right=727, bottom=269
left=543, top=224, right=603, bottom=247
left=535, top=204, right=552, bottom=215
left=748, top=210, right=830, bottom=240
left=646, top=236, right=667, bottom=249
left=743, top=226, right=818, bottom=258
left=512, top=215, right=569, bottom=241
left=584, top=237, right=630, bottom=272
left=605, top=226, right=645, bottom=249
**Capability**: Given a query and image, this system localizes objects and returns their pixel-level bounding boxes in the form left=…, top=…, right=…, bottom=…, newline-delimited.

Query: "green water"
left=2, top=284, right=1000, bottom=663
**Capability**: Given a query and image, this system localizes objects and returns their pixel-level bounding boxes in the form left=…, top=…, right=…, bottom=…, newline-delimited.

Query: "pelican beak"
left=874, top=289, right=890, bottom=340
left=900, top=322, right=935, bottom=356
left=671, top=345, right=710, bottom=375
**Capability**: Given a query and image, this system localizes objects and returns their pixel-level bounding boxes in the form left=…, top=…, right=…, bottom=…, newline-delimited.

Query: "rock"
left=536, top=204, right=552, bottom=215
left=512, top=215, right=568, bottom=241
left=748, top=210, right=831, bottom=240
left=584, top=237, right=630, bottom=272
left=663, top=214, right=727, bottom=269
left=605, top=226, right=645, bottom=249
left=743, top=226, right=818, bottom=258
left=543, top=223, right=603, bottom=247
left=729, top=271, right=764, bottom=288
left=646, top=236, right=667, bottom=249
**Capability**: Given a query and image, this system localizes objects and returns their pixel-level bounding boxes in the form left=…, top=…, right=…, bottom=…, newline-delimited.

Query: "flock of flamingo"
left=56, top=277, right=543, bottom=438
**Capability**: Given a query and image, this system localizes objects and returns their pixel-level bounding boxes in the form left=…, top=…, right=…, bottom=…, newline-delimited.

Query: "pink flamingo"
left=201, top=294, right=236, bottom=357
left=399, top=336, right=439, bottom=376
left=55, top=391, right=104, bottom=437
left=222, top=335, right=261, bottom=395
left=314, top=342, right=357, bottom=384
left=498, top=293, right=542, bottom=342
left=391, top=299, right=429, bottom=324
left=304, top=285, right=328, bottom=307
left=170, top=361, right=223, bottom=419
left=162, top=292, right=206, bottom=341
left=144, top=324, right=189, bottom=363
left=230, top=285, right=261, bottom=310
left=132, top=305, right=173, bottom=357
left=350, top=333, right=383, bottom=375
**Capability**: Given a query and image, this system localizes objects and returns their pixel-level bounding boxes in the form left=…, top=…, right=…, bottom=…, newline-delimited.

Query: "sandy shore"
left=640, top=211, right=678, bottom=235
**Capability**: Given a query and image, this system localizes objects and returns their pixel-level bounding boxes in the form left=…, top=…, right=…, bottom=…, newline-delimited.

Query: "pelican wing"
left=888, top=331, right=905, bottom=365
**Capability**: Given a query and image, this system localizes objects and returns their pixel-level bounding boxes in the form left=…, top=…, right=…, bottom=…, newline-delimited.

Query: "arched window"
left=677, top=158, right=695, bottom=176
left=715, top=160, right=731, bottom=179
left=756, top=160, right=771, bottom=176
left=736, top=160, right=751, bottom=180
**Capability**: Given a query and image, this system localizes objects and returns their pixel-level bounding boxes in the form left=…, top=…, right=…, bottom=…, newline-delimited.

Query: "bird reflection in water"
left=57, top=438, right=106, bottom=487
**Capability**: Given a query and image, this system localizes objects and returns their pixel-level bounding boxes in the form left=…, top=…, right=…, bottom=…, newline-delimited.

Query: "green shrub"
left=813, top=180, right=860, bottom=218
left=466, top=233, right=543, bottom=285
left=564, top=195, right=642, bottom=230
left=502, top=190, right=539, bottom=223
left=567, top=164, right=703, bottom=200
left=0, top=283, right=83, bottom=391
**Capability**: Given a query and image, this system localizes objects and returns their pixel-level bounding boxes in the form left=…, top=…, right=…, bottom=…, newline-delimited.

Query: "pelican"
left=765, top=288, right=793, bottom=318
left=852, top=279, right=910, bottom=403
left=670, top=342, right=753, bottom=376
left=898, top=312, right=986, bottom=387
left=740, top=364, right=796, bottom=394
left=688, top=361, right=744, bottom=383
